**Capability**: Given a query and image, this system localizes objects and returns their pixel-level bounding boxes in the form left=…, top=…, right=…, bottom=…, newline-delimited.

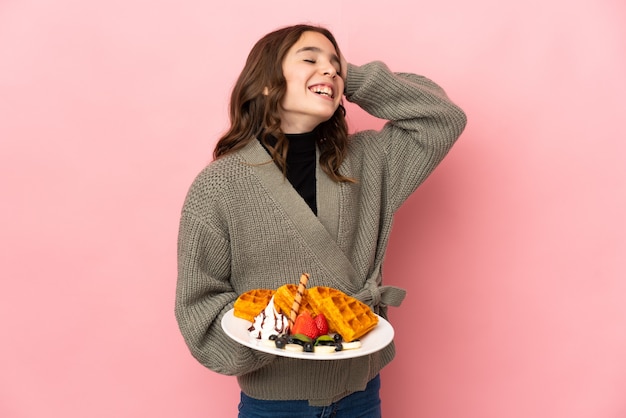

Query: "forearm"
left=175, top=210, right=275, bottom=375
left=345, top=61, right=466, bottom=142
left=344, top=61, right=467, bottom=208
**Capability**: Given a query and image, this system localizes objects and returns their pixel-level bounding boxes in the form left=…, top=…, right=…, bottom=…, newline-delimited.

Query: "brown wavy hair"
left=213, top=24, right=353, bottom=183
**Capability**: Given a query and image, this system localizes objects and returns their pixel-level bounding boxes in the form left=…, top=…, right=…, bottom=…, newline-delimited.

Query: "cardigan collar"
left=237, top=139, right=360, bottom=288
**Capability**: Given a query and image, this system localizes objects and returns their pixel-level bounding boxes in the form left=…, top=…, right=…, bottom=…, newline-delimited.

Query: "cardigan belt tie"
left=353, top=273, right=406, bottom=309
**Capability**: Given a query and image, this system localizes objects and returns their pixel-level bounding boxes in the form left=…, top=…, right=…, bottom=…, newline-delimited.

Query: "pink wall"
left=1, top=1, right=625, bottom=417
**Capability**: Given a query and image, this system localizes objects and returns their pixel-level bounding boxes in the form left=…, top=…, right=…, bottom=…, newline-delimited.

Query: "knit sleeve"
left=175, top=192, right=275, bottom=376
left=344, top=61, right=467, bottom=209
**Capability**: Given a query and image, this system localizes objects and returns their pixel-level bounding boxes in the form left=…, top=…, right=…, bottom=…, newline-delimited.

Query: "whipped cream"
left=247, top=296, right=289, bottom=340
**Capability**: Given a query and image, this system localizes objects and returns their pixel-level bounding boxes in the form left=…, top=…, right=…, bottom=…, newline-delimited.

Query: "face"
left=278, top=31, right=344, bottom=134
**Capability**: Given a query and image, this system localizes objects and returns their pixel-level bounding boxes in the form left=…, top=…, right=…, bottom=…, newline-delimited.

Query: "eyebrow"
left=295, top=46, right=340, bottom=66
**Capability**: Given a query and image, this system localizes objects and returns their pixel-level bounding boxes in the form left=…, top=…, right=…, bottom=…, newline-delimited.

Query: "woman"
left=176, top=24, right=466, bottom=417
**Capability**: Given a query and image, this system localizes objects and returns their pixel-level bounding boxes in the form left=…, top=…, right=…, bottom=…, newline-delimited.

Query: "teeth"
left=310, top=85, right=333, bottom=98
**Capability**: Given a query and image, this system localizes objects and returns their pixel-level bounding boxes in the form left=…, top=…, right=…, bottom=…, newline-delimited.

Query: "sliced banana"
left=314, top=345, right=337, bottom=354
left=342, top=340, right=362, bottom=350
left=260, top=339, right=277, bottom=348
left=284, top=343, right=304, bottom=352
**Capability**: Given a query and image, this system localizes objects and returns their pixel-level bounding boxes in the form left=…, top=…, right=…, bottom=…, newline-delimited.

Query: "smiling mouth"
left=309, top=85, right=334, bottom=99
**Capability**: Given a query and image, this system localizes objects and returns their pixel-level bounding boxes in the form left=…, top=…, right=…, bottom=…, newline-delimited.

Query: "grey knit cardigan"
left=176, top=61, right=467, bottom=406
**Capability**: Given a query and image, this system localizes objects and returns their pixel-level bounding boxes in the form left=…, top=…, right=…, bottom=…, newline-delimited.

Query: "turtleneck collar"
left=261, top=130, right=317, bottom=151
left=258, top=130, right=318, bottom=215
left=285, top=131, right=316, bottom=154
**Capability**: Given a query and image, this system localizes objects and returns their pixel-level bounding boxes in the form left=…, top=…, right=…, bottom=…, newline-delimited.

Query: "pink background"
left=1, top=1, right=625, bottom=417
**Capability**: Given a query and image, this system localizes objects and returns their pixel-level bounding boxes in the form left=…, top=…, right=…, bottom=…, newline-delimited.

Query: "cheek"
left=283, top=76, right=302, bottom=96
left=336, top=81, right=345, bottom=99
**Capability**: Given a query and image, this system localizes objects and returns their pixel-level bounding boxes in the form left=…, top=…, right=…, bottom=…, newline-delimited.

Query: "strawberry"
left=291, top=311, right=319, bottom=339
left=314, top=313, right=329, bottom=335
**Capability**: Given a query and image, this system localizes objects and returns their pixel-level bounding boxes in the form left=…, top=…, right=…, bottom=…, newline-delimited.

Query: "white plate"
left=221, top=308, right=394, bottom=360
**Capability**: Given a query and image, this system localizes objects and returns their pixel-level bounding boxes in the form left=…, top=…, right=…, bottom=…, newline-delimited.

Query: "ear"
left=263, top=87, right=269, bottom=95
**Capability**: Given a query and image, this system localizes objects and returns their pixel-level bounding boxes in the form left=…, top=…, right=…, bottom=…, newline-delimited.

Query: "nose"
left=320, top=60, right=337, bottom=78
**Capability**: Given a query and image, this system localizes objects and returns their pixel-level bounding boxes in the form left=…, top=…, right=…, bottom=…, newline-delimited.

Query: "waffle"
left=273, top=284, right=316, bottom=317
left=307, top=286, right=378, bottom=342
left=233, top=288, right=275, bottom=322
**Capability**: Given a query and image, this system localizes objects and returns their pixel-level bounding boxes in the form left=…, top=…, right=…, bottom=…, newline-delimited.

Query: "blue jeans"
left=238, top=374, right=381, bottom=418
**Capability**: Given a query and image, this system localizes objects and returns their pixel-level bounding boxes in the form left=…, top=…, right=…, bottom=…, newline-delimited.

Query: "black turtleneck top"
left=260, top=131, right=318, bottom=215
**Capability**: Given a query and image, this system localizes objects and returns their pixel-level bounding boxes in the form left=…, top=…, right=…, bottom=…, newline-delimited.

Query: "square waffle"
left=307, top=286, right=379, bottom=342
left=272, top=283, right=316, bottom=317
left=233, top=288, right=275, bottom=322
